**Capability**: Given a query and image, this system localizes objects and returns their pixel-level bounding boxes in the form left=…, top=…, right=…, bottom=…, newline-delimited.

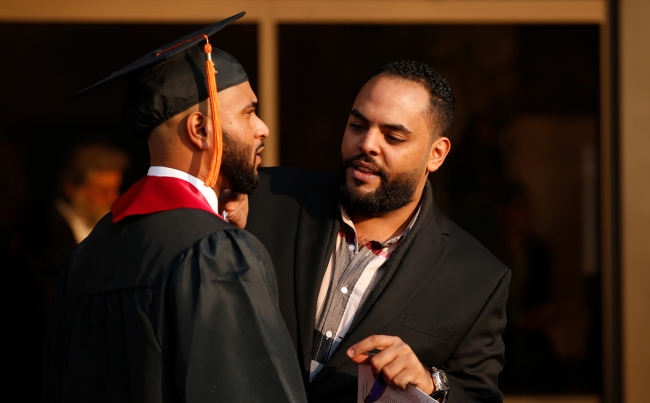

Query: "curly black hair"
left=366, top=60, right=455, bottom=138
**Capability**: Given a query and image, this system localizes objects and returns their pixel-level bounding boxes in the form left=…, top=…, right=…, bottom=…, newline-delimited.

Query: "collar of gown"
left=111, top=166, right=223, bottom=223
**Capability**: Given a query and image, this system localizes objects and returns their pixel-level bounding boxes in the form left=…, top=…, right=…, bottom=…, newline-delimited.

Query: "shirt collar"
left=338, top=203, right=422, bottom=249
left=147, top=166, right=220, bottom=215
left=54, top=198, right=95, bottom=244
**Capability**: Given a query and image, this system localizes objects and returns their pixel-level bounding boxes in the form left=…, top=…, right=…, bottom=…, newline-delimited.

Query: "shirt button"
left=348, top=244, right=355, bottom=251
left=341, top=286, right=348, bottom=294
left=326, top=331, right=332, bottom=338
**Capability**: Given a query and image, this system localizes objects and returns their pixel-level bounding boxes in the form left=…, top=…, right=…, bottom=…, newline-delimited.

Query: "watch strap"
left=426, top=366, right=449, bottom=402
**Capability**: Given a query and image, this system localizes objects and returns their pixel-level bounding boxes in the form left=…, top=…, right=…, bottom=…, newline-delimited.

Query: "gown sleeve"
left=162, top=228, right=306, bottom=403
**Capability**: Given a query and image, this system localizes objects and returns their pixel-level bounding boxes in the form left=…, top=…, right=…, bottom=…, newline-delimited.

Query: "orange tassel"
left=202, top=36, right=223, bottom=188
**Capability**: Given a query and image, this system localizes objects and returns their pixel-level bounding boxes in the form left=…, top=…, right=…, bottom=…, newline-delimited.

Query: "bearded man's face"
left=215, top=80, right=268, bottom=195
left=221, top=130, right=262, bottom=195
left=339, top=153, right=421, bottom=216
left=338, top=75, right=448, bottom=216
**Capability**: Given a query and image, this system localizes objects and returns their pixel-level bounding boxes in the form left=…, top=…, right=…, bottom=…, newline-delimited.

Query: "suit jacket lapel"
left=294, top=178, right=340, bottom=375
left=310, top=182, right=451, bottom=385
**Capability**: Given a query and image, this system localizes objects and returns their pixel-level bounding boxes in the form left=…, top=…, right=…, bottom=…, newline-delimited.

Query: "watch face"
left=438, top=370, right=449, bottom=390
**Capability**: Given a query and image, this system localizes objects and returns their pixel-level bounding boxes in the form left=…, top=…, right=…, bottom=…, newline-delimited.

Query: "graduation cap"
left=74, top=11, right=248, bottom=188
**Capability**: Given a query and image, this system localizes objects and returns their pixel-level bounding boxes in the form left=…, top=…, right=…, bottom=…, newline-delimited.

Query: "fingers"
left=347, top=335, right=397, bottom=358
left=225, top=195, right=247, bottom=216
left=378, top=355, right=428, bottom=392
left=219, top=190, right=249, bottom=229
left=220, top=189, right=246, bottom=205
left=347, top=335, right=404, bottom=375
left=347, top=335, right=434, bottom=394
left=390, top=367, right=419, bottom=391
left=348, top=353, right=372, bottom=365
left=383, top=359, right=433, bottom=393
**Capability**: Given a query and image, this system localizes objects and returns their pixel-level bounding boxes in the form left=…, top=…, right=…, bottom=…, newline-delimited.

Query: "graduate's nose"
left=254, top=114, right=269, bottom=139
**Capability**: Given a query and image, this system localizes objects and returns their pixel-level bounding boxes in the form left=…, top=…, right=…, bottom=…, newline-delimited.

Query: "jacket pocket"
left=402, top=314, right=456, bottom=342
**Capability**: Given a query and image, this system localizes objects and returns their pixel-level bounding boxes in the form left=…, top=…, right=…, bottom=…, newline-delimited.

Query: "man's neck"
left=348, top=192, right=422, bottom=246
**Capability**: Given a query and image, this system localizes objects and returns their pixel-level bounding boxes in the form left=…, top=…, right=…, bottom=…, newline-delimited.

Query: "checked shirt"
left=309, top=204, right=420, bottom=380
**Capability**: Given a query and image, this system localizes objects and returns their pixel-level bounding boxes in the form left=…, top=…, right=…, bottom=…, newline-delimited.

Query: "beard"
left=220, top=130, right=261, bottom=195
left=339, top=154, right=420, bottom=217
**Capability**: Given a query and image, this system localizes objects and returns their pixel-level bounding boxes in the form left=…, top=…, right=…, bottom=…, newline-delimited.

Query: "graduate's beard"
left=220, top=130, right=260, bottom=195
left=339, top=154, right=419, bottom=217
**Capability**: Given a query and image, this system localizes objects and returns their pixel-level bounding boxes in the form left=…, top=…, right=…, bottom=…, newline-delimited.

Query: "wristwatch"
left=427, top=366, right=449, bottom=401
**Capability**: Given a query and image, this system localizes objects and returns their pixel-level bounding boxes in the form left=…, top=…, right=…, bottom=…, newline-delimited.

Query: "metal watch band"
left=427, top=366, right=449, bottom=401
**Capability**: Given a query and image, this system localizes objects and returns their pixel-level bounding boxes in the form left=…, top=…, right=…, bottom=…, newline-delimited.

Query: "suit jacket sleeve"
left=163, top=229, right=307, bottom=403
left=446, top=269, right=510, bottom=403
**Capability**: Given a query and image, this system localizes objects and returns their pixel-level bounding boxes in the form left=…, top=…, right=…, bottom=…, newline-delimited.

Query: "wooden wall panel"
left=620, top=0, right=650, bottom=401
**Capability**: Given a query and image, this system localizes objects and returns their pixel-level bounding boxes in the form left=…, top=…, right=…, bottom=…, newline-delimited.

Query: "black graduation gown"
left=42, top=208, right=307, bottom=403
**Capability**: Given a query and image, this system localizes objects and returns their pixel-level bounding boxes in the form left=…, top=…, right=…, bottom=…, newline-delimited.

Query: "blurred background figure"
left=55, top=143, right=128, bottom=242
left=4, top=141, right=129, bottom=402
left=37, top=142, right=129, bottom=313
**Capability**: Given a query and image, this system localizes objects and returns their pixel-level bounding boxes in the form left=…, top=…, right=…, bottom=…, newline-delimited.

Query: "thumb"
left=349, top=355, right=372, bottom=364
left=219, top=189, right=232, bottom=212
left=347, top=348, right=372, bottom=365
left=225, top=202, right=240, bottom=218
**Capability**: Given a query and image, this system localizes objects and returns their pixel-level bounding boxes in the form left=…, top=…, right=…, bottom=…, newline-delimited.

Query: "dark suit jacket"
left=248, top=167, right=510, bottom=403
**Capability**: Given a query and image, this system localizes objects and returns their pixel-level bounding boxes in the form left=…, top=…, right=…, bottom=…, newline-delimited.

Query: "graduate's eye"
left=246, top=102, right=259, bottom=116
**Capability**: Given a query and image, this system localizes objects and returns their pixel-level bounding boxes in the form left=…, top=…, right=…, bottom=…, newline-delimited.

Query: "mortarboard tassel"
left=144, top=34, right=224, bottom=188
left=202, top=36, right=223, bottom=188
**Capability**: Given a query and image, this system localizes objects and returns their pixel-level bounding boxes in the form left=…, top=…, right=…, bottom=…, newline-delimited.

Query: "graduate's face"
left=340, top=75, right=449, bottom=216
left=217, top=81, right=268, bottom=171
left=215, top=81, right=269, bottom=194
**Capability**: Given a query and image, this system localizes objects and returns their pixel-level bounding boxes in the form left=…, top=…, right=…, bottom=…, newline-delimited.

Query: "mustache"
left=342, top=154, right=388, bottom=179
left=256, top=142, right=265, bottom=153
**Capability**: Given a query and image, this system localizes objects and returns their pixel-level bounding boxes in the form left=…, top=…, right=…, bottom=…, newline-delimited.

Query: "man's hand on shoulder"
left=347, top=335, right=434, bottom=395
left=219, top=189, right=249, bottom=229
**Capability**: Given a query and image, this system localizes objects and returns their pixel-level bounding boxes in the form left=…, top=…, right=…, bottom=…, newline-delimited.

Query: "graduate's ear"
left=426, top=135, right=451, bottom=173
left=185, top=111, right=211, bottom=151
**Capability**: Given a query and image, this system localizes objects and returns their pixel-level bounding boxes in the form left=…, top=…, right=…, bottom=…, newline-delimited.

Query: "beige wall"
left=621, top=0, right=650, bottom=402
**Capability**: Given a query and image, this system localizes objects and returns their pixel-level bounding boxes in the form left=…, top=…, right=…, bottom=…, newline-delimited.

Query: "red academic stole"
left=111, top=176, right=221, bottom=223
